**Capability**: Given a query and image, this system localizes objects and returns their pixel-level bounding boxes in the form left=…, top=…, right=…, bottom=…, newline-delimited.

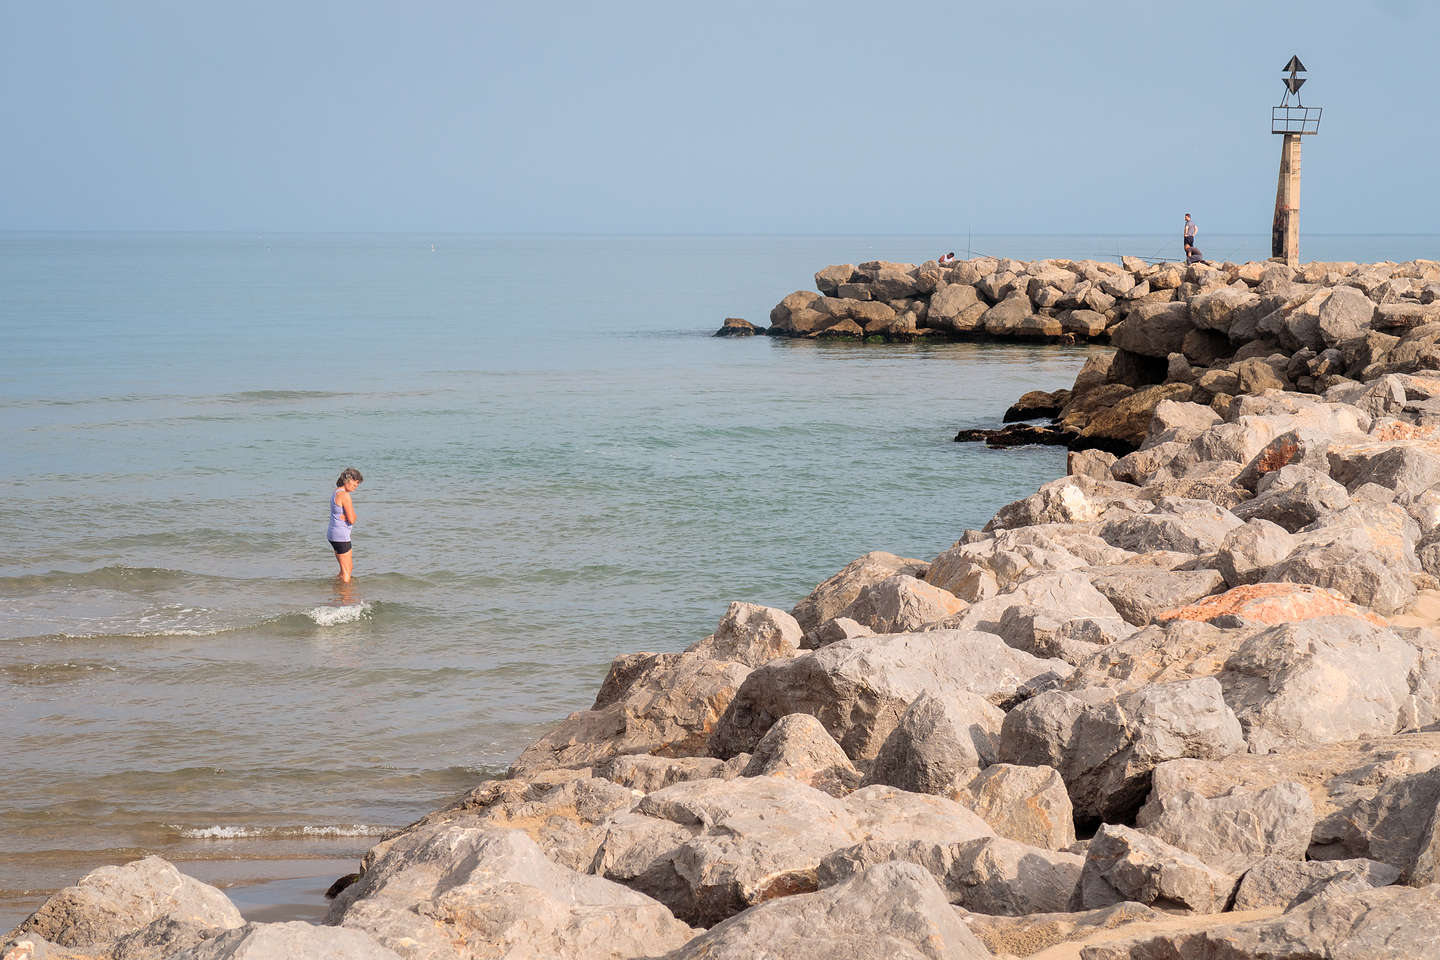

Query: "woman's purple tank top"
left=327, top=490, right=352, bottom=542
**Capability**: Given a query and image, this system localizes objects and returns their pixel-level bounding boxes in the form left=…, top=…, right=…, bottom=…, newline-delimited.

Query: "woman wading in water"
left=327, top=467, right=363, bottom=582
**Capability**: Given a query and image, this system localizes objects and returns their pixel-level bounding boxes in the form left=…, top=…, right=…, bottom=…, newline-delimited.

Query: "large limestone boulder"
left=830, top=574, right=966, bottom=636
left=1266, top=509, right=1419, bottom=615
left=977, top=294, right=1032, bottom=336
left=818, top=837, right=1083, bottom=917
left=1109, top=301, right=1193, bottom=358
left=1076, top=383, right=1196, bottom=451
left=814, top=264, right=857, bottom=295
left=172, top=922, right=401, bottom=959
left=1232, top=465, right=1350, bottom=532
left=1075, top=824, right=1236, bottom=914
left=791, top=551, right=927, bottom=634
left=9, top=856, right=243, bottom=953
left=397, top=769, right=640, bottom=872
left=654, top=861, right=991, bottom=960
left=1097, top=500, right=1243, bottom=555
left=589, top=777, right=993, bottom=927
left=740, top=713, right=861, bottom=798
left=1220, top=617, right=1428, bottom=754
left=1216, top=519, right=1298, bottom=586
left=863, top=691, right=1002, bottom=796
left=1134, top=780, right=1315, bottom=874
left=1086, top=566, right=1225, bottom=625
left=954, top=763, right=1076, bottom=850
left=1318, top=284, right=1378, bottom=345
left=928, top=283, right=987, bottom=334
left=330, top=827, right=694, bottom=960
left=999, top=678, right=1245, bottom=824
left=1081, top=883, right=1440, bottom=959
left=1139, top=733, right=1440, bottom=864
left=710, top=630, right=1069, bottom=763
left=512, top=651, right=750, bottom=774
left=1230, top=857, right=1401, bottom=910
left=687, top=602, right=802, bottom=668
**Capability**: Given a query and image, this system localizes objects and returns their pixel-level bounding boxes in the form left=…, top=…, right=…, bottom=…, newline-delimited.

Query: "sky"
left=1, top=0, right=1437, bottom=235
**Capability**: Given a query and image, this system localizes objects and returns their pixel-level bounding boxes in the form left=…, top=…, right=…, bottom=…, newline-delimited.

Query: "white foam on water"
left=304, top=601, right=373, bottom=626
left=171, top=823, right=389, bottom=839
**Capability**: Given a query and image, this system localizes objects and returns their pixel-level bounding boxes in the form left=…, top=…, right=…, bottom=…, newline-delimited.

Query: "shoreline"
left=10, top=252, right=1440, bottom=956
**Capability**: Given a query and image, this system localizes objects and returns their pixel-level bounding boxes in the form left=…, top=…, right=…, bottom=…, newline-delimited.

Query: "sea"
left=1, top=231, right=1435, bottom=927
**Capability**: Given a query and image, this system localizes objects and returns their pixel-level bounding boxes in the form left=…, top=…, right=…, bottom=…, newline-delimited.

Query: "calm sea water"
left=1, top=231, right=1435, bottom=925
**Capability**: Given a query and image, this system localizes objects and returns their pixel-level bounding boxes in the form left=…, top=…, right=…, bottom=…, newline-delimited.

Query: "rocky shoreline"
left=11, top=256, right=1440, bottom=958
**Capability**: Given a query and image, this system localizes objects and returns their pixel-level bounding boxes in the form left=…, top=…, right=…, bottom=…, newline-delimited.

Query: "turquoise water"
left=0, top=231, right=1433, bottom=922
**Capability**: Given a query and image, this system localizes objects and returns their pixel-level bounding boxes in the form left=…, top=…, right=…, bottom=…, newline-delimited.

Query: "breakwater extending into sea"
left=8, top=235, right=1440, bottom=958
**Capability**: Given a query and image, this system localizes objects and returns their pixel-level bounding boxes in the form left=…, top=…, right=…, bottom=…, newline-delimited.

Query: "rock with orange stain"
left=1155, top=583, right=1387, bottom=627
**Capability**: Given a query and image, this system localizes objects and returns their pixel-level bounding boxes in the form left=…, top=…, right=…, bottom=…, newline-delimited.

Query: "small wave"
left=302, top=601, right=375, bottom=626
left=0, top=565, right=203, bottom=595
left=218, top=389, right=348, bottom=403
left=170, top=823, right=390, bottom=840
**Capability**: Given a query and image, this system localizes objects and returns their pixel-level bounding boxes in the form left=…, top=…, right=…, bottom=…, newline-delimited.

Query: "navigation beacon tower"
left=1271, top=56, right=1322, bottom=265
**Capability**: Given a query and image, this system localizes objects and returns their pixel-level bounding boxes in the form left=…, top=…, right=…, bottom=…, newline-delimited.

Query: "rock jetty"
left=12, top=257, right=1440, bottom=958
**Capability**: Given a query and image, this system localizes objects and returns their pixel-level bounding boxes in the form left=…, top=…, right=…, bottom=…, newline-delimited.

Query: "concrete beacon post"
left=1271, top=56, right=1322, bottom=265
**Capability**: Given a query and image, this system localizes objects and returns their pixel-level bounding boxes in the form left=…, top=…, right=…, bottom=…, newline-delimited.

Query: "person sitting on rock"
left=938, top=251, right=956, bottom=265
left=1186, top=246, right=1205, bottom=265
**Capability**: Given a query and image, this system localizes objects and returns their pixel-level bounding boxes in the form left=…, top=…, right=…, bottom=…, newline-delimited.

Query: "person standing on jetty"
left=327, top=467, right=364, bottom=582
left=1183, top=214, right=1197, bottom=258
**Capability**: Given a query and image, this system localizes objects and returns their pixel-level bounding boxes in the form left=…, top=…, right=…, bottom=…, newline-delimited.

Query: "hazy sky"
left=2, top=1, right=1436, bottom=234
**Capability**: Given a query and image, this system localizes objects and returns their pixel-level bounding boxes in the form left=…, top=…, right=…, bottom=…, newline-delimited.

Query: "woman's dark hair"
left=336, top=467, right=364, bottom=487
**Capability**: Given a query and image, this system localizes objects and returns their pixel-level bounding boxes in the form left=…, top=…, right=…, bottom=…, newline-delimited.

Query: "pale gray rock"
left=1082, top=883, right=1440, bottom=959
left=1134, top=780, right=1314, bottom=874
left=956, top=763, right=1076, bottom=850
left=1267, top=511, right=1419, bottom=615
left=687, top=601, right=802, bottom=668
left=833, top=574, right=966, bottom=636
left=1068, top=448, right=1117, bottom=480
left=982, top=475, right=1115, bottom=531
left=818, top=837, right=1082, bottom=917
left=1076, top=824, right=1236, bottom=914
left=928, top=282, right=983, bottom=333
left=512, top=651, right=751, bottom=774
left=1110, top=301, right=1193, bottom=358
left=998, top=678, right=1245, bottom=823
left=330, top=827, right=694, bottom=959
left=1318, top=284, right=1377, bottom=346
left=1097, top=502, right=1242, bottom=555
left=399, top=770, right=639, bottom=873
left=595, top=755, right=733, bottom=793
left=1220, top=617, right=1423, bottom=754
left=979, top=294, right=1032, bottom=334
left=172, top=923, right=401, bottom=960
left=11, top=856, right=242, bottom=951
left=1143, top=400, right=1222, bottom=446
left=814, top=264, right=857, bottom=295
left=1231, top=857, right=1401, bottom=910
left=1086, top=566, right=1225, bottom=625
left=1233, top=426, right=1341, bottom=491
left=808, top=616, right=876, bottom=646
left=791, top=551, right=927, bottom=633
left=994, top=605, right=1134, bottom=665
left=655, top=861, right=991, bottom=960
left=1407, top=792, right=1440, bottom=885
left=1216, top=518, right=1298, bottom=587
left=741, top=713, right=860, bottom=798
left=1188, top=286, right=1257, bottom=333
left=1232, top=465, right=1350, bottom=532
left=710, top=629, right=1070, bottom=763
left=590, top=776, right=993, bottom=927
left=946, top=571, right=1122, bottom=635
left=863, top=692, right=1003, bottom=795
left=1328, top=439, right=1440, bottom=499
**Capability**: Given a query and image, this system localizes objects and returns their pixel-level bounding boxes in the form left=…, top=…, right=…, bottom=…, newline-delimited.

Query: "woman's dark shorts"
left=330, top=539, right=352, bottom=555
